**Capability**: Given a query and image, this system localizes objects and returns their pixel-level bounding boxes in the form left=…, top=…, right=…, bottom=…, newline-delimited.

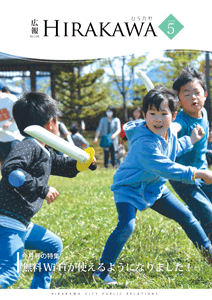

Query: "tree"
left=148, top=49, right=203, bottom=89
left=103, top=54, right=147, bottom=121
left=205, top=52, right=211, bottom=127
left=53, top=60, right=110, bottom=127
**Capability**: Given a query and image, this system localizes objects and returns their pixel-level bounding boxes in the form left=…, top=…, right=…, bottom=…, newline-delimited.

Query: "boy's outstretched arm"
left=50, top=149, right=97, bottom=177
left=137, top=138, right=196, bottom=185
left=138, top=135, right=212, bottom=185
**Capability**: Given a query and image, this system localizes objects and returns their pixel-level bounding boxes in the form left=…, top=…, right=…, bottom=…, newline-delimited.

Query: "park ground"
left=2, top=131, right=212, bottom=289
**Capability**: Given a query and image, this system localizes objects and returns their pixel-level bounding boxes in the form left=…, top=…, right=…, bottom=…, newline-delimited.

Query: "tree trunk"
left=121, top=57, right=128, bottom=121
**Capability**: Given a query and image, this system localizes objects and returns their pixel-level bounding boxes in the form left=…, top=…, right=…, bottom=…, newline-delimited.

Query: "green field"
left=2, top=132, right=212, bottom=289
left=8, top=166, right=212, bottom=290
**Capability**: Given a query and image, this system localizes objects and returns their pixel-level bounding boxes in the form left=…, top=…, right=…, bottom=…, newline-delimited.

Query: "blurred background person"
left=93, top=106, right=121, bottom=168
left=53, top=120, right=74, bottom=156
left=70, top=125, right=89, bottom=149
left=58, top=121, right=73, bottom=144
left=132, top=107, right=143, bottom=121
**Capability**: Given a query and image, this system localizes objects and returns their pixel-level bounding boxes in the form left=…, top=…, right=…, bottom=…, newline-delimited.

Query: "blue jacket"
left=111, top=120, right=197, bottom=211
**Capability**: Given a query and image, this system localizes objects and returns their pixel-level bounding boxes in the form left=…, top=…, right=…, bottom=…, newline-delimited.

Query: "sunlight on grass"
left=2, top=132, right=212, bottom=289
left=9, top=167, right=212, bottom=289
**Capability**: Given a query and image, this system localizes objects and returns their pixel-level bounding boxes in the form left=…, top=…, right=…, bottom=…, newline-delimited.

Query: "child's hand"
left=89, top=157, right=97, bottom=171
left=93, top=137, right=98, bottom=143
left=190, top=125, right=205, bottom=144
left=195, top=169, right=212, bottom=185
left=45, top=187, right=59, bottom=204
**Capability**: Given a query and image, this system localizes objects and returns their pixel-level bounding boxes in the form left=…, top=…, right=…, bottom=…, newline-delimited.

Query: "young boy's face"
left=178, top=80, right=207, bottom=118
left=144, top=100, right=175, bottom=139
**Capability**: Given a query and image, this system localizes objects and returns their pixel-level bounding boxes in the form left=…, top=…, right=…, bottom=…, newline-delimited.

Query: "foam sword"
left=24, top=125, right=95, bottom=172
left=136, top=70, right=154, bottom=92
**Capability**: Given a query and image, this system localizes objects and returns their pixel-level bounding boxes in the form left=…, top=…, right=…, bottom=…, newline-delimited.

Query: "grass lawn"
left=2, top=132, right=212, bottom=289
left=9, top=167, right=212, bottom=290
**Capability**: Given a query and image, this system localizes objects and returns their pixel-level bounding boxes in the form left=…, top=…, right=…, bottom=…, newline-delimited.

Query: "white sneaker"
left=93, top=270, right=117, bottom=285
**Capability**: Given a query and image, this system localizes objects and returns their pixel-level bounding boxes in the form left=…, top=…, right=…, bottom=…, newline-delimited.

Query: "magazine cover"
left=0, top=0, right=212, bottom=299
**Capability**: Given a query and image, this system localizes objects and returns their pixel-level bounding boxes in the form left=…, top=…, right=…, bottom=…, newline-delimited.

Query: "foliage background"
left=53, top=50, right=212, bottom=128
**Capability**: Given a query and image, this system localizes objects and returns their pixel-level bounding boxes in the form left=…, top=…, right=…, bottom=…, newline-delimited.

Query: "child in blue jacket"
left=93, top=86, right=212, bottom=284
left=169, top=67, right=212, bottom=241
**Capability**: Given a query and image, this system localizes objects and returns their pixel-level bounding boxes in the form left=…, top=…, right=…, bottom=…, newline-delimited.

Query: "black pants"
left=104, top=144, right=116, bottom=168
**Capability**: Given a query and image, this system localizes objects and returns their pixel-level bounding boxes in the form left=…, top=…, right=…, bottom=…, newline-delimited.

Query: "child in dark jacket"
left=0, top=92, right=96, bottom=289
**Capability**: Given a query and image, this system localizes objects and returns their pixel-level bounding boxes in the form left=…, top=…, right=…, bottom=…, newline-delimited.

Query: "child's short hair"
left=13, top=91, right=62, bottom=136
left=70, top=125, right=79, bottom=135
left=142, top=85, right=177, bottom=116
left=173, top=67, right=207, bottom=94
